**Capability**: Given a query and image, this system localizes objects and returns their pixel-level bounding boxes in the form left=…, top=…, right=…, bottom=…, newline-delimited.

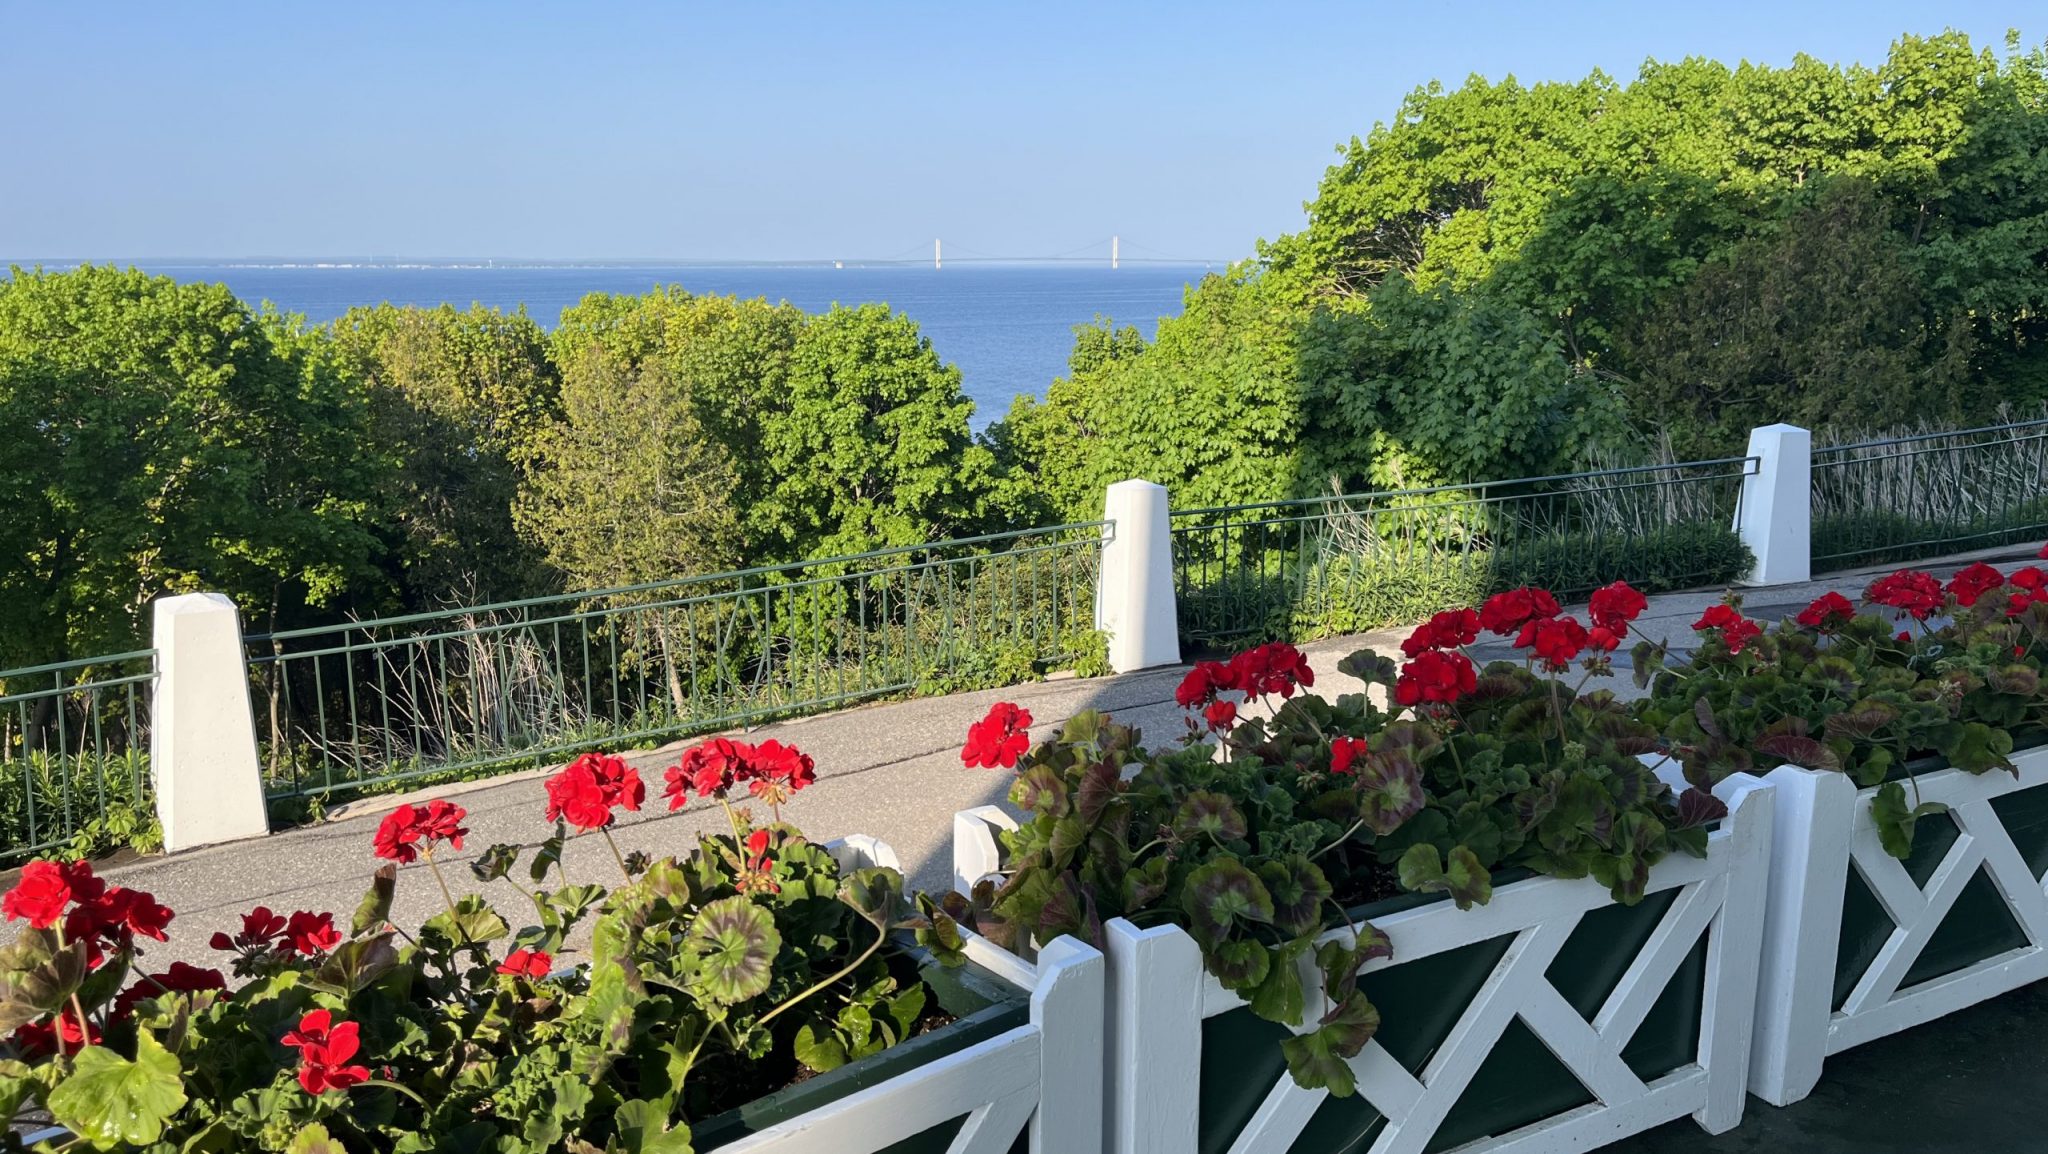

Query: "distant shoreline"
left=5, top=258, right=1225, bottom=272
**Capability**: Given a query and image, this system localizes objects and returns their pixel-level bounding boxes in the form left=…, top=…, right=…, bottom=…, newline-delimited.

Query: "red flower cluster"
left=283, top=1009, right=371, bottom=1095
left=1947, top=563, right=2007, bottom=608
left=1693, top=604, right=1762, bottom=654
left=545, top=752, right=646, bottom=832
left=661, top=737, right=816, bottom=810
left=962, top=702, right=1034, bottom=769
left=1523, top=616, right=1593, bottom=670
left=1174, top=642, right=1316, bottom=717
left=1866, top=569, right=1944, bottom=621
left=2008, top=567, right=2048, bottom=617
left=3, top=860, right=173, bottom=966
left=739, top=827, right=781, bottom=895
left=1329, top=736, right=1368, bottom=776
left=208, top=906, right=340, bottom=958
left=496, top=948, right=553, bottom=979
left=113, top=961, right=226, bottom=1018
left=8, top=1008, right=99, bottom=1058
left=372, top=799, right=469, bottom=864
left=1395, top=648, right=1477, bottom=706
left=1202, top=699, right=1237, bottom=731
left=1401, top=609, right=1481, bottom=658
left=1796, top=591, right=1856, bottom=631
left=1480, top=587, right=1561, bottom=636
left=1587, top=581, right=1648, bottom=649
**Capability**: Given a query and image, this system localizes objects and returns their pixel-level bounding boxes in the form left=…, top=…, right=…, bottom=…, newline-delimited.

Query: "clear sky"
left=2, top=2, right=2038, bottom=263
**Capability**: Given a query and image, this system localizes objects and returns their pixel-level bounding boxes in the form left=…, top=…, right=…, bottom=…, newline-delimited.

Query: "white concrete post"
left=151, top=593, right=270, bottom=852
left=1735, top=423, right=1812, bottom=586
left=1096, top=480, right=1180, bottom=673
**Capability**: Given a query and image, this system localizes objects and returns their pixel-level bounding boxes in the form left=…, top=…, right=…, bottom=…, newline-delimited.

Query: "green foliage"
left=954, top=629, right=1711, bottom=1095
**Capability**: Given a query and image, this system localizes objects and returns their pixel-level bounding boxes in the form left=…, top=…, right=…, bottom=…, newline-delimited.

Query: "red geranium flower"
left=1174, top=660, right=1237, bottom=709
left=1693, top=604, right=1762, bottom=654
left=372, top=804, right=426, bottom=864
left=546, top=753, right=644, bottom=831
left=210, top=906, right=287, bottom=952
left=1866, top=569, right=1945, bottom=621
left=1519, top=616, right=1591, bottom=670
left=2038, top=542, right=2048, bottom=560
left=1587, top=581, right=1648, bottom=636
left=1395, top=649, right=1476, bottom=706
left=662, top=736, right=814, bottom=810
left=496, top=948, right=553, bottom=980
left=2013, top=567, right=2048, bottom=592
left=1796, top=591, right=1856, bottom=631
left=3, top=861, right=74, bottom=929
left=283, top=1009, right=371, bottom=1096
left=1947, top=563, right=2007, bottom=608
left=279, top=910, right=341, bottom=956
left=962, top=702, right=1034, bottom=769
left=745, top=739, right=817, bottom=808
left=1330, top=736, right=1368, bottom=776
left=1480, top=587, right=1561, bottom=636
left=420, top=799, right=469, bottom=849
left=1202, top=699, right=1237, bottom=732
left=9, top=1008, right=99, bottom=1059
left=115, top=961, right=227, bottom=1018
left=1228, top=642, right=1315, bottom=699
left=739, top=827, right=781, bottom=895
left=1401, top=608, right=1482, bottom=657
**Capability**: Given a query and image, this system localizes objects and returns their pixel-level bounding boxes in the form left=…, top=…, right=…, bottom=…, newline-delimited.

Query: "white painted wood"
left=953, top=805, right=1017, bottom=896
left=1746, top=764, right=1853, bottom=1107
left=1108, top=780, right=1775, bottom=1154
left=1108, top=919, right=1205, bottom=1154
left=822, top=834, right=902, bottom=873
left=1693, top=774, right=1773, bottom=1133
left=1757, top=745, right=2048, bottom=1106
left=1030, top=936, right=1106, bottom=1154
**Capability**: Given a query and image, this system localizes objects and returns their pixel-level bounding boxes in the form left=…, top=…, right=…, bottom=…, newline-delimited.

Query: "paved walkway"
left=13, top=545, right=2046, bottom=1151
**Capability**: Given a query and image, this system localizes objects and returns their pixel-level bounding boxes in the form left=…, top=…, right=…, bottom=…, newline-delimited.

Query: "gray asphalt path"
left=18, top=547, right=2033, bottom=976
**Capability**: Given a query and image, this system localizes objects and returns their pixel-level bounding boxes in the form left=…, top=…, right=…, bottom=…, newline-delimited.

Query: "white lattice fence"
left=954, top=780, right=1773, bottom=1154
left=1747, top=745, right=2048, bottom=1106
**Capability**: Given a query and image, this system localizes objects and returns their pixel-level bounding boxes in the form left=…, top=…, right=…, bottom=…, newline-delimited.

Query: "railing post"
left=1736, top=423, right=1812, bottom=586
left=151, top=593, right=270, bottom=852
left=1097, top=479, right=1181, bottom=673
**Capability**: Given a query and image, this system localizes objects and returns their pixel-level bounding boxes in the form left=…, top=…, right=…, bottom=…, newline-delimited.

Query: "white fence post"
left=1097, top=479, right=1181, bottom=674
left=1735, top=423, right=1812, bottom=586
left=1107, top=918, right=1203, bottom=1154
left=151, top=593, right=270, bottom=852
left=1747, top=764, right=1853, bottom=1106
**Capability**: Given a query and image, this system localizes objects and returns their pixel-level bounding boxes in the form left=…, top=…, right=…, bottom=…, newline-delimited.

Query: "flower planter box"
left=956, top=777, right=1773, bottom=1154
left=1739, top=744, right=2048, bottom=1107
left=700, top=836, right=1105, bottom=1154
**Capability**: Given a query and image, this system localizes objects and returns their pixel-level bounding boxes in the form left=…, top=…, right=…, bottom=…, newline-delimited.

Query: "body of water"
left=123, top=262, right=1211, bottom=423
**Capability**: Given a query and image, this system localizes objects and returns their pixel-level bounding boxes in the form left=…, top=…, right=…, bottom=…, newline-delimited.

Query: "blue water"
left=130, top=262, right=1210, bottom=423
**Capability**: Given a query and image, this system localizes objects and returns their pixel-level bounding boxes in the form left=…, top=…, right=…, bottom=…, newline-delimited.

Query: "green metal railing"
left=1171, top=458, right=1758, bottom=648
left=248, top=522, right=1107, bottom=802
left=1812, top=418, right=2048, bottom=571
left=0, top=652, right=155, bottom=862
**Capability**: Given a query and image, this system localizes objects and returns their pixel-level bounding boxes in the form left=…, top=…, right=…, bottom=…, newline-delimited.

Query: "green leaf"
left=610, top=1098, right=695, bottom=1154
left=1182, top=858, right=1274, bottom=948
left=305, top=932, right=400, bottom=997
left=530, top=824, right=568, bottom=884
left=1278, top=991, right=1380, bottom=1096
left=1872, top=780, right=1949, bottom=860
left=1174, top=790, right=1247, bottom=842
left=351, top=864, right=398, bottom=937
left=47, top=1033, right=187, bottom=1150
left=1397, top=844, right=1492, bottom=909
left=794, top=1023, right=849, bottom=1072
left=1354, top=750, right=1425, bottom=835
left=1259, top=855, right=1333, bottom=937
left=1208, top=939, right=1272, bottom=990
left=288, top=1123, right=349, bottom=1154
left=685, top=896, right=781, bottom=1004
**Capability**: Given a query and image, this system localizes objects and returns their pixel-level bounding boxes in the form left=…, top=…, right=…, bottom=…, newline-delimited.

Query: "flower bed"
left=946, top=583, right=1774, bottom=1153
left=1, top=740, right=1103, bottom=1154
left=1637, top=554, right=2048, bottom=1106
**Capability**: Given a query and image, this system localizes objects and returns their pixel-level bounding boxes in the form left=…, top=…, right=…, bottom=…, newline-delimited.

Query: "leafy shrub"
left=0, top=745, right=969, bottom=1151
left=948, top=586, right=1722, bottom=1096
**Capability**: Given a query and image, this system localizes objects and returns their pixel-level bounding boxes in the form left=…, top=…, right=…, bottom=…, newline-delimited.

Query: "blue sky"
left=2, top=2, right=2038, bottom=262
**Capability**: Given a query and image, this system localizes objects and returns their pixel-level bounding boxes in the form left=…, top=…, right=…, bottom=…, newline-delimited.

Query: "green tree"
left=327, top=303, right=560, bottom=607
left=0, top=266, right=381, bottom=665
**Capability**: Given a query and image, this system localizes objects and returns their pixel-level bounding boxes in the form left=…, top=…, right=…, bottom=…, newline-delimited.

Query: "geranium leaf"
left=685, top=895, right=782, bottom=1004
left=529, top=823, right=568, bottom=884
left=1336, top=649, right=1396, bottom=688
left=1014, top=764, right=1070, bottom=817
left=1247, top=946, right=1306, bottom=1023
left=1355, top=752, right=1425, bottom=835
left=288, top=1123, right=349, bottom=1154
left=1182, top=858, right=1273, bottom=947
left=1279, top=991, right=1380, bottom=1096
left=1208, top=939, right=1271, bottom=990
left=469, top=842, right=520, bottom=884
left=839, top=867, right=906, bottom=927
left=1754, top=732, right=1840, bottom=772
left=1674, top=788, right=1728, bottom=831
left=306, top=932, right=400, bottom=997
left=1174, top=790, right=1248, bottom=842
left=1259, top=855, right=1333, bottom=936
left=610, top=1098, right=695, bottom=1154
left=352, top=864, right=398, bottom=937
left=47, top=1034, right=186, bottom=1149
left=1076, top=760, right=1123, bottom=825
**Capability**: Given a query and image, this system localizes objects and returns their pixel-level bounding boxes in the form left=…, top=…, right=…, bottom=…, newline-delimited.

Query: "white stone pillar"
left=151, top=593, right=270, bottom=852
left=1096, top=480, right=1181, bottom=673
left=1735, top=423, right=1812, bottom=586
